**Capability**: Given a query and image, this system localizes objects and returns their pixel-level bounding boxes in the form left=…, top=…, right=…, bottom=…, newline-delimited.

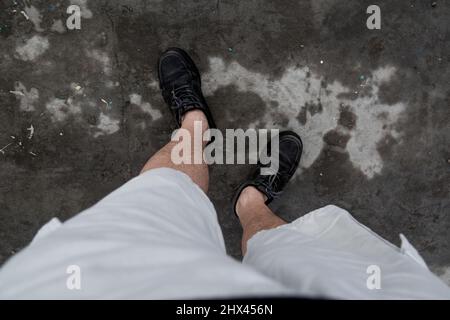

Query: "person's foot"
left=158, top=47, right=216, bottom=128
left=232, top=131, right=303, bottom=216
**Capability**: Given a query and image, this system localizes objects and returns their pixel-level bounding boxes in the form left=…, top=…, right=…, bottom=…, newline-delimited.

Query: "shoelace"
left=170, top=84, right=202, bottom=111
left=258, top=168, right=285, bottom=200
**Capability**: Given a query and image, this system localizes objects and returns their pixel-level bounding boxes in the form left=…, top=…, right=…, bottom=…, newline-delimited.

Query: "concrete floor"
left=0, top=0, right=449, bottom=284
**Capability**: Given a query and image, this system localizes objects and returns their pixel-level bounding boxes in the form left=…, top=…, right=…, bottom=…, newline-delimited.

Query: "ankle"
left=181, top=110, right=209, bottom=129
left=236, top=186, right=267, bottom=219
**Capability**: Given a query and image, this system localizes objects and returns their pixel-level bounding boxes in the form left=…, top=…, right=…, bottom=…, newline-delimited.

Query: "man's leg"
left=236, top=186, right=286, bottom=254
left=232, top=131, right=303, bottom=255
left=140, top=47, right=217, bottom=194
left=141, top=110, right=209, bottom=193
left=235, top=133, right=450, bottom=299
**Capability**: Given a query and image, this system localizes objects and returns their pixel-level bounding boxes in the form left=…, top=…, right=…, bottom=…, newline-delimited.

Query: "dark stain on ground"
left=323, top=130, right=351, bottom=149
left=207, top=85, right=269, bottom=129
left=270, top=112, right=290, bottom=128
left=296, top=100, right=323, bottom=125
left=338, top=104, right=357, bottom=130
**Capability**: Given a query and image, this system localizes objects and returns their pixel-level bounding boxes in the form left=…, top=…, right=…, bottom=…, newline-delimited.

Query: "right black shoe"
left=158, top=47, right=216, bottom=129
left=232, top=131, right=303, bottom=216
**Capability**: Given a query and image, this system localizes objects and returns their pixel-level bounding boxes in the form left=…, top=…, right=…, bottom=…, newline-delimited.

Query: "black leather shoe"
left=232, top=131, right=303, bottom=216
left=158, top=47, right=216, bottom=128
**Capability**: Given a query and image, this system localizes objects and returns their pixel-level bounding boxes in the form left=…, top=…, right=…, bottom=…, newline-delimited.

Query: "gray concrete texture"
left=0, top=0, right=449, bottom=284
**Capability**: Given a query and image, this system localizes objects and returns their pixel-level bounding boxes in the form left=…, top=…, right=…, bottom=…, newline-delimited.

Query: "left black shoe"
left=158, top=47, right=216, bottom=129
left=232, top=131, right=303, bottom=216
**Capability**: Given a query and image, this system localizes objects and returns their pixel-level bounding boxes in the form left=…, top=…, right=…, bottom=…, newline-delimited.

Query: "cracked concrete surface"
left=0, top=0, right=449, bottom=284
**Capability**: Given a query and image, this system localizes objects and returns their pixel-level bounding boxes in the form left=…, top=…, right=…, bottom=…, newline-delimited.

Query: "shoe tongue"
left=161, top=54, right=196, bottom=89
left=168, top=72, right=191, bottom=89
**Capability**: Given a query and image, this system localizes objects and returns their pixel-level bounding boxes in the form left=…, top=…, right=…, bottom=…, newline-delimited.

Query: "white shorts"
left=0, top=168, right=449, bottom=299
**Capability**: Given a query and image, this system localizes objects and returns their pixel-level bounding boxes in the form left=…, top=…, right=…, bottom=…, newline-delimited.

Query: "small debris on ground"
left=431, top=2, right=437, bottom=8
left=29, top=151, right=37, bottom=157
left=0, top=143, right=13, bottom=155
left=359, top=76, right=368, bottom=87
left=101, top=98, right=111, bottom=108
left=20, top=10, right=30, bottom=20
left=27, top=124, right=35, bottom=140
left=9, top=90, right=25, bottom=96
left=228, top=47, right=233, bottom=53
left=320, top=60, right=324, bottom=64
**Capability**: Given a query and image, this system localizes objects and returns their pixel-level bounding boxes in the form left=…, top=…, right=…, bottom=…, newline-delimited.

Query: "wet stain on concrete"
left=296, top=101, right=324, bottom=125
left=338, top=104, right=357, bottom=130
